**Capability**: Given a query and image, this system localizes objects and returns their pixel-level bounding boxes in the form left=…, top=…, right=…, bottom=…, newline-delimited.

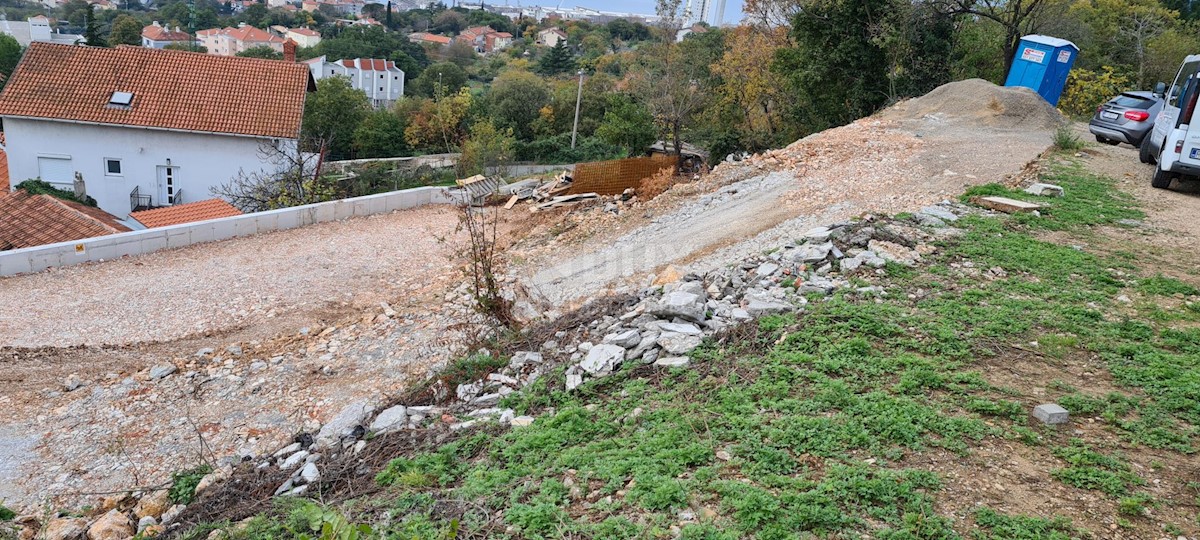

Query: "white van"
left=1145, top=54, right=1200, bottom=189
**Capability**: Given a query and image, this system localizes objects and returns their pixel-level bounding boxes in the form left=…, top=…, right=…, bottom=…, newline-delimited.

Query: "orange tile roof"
left=289, top=27, right=319, bottom=36
left=142, top=24, right=192, bottom=42
left=410, top=32, right=451, bottom=44
left=0, top=43, right=311, bottom=139
left=0, top=190, right=130, bottom=250
left=0, top=143, right=8, bottom=192
left=129, top=198, right=243, bottom=228
left=224, top=25, right=285, bottom=44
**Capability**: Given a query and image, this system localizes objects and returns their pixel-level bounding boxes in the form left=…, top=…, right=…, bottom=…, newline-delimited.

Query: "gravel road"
left=0, top=206, right=461, bottom=348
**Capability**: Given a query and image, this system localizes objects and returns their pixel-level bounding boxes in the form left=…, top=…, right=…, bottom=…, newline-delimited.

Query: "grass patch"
left=168, top=464, right=213, bottom=505
left=973, top=507, right=1077, bottom=539
left=1138, top=274, right=1199, bottom=296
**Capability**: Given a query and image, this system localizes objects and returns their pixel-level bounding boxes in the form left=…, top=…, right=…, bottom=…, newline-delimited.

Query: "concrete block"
left=189, top=224, right=216, bottom=244
left=1023, top=183, right=1064, bottom=197
left=232, top=218, right=258, bottom=237
left=165, top=229, right=191, bottom=249
left=1033, top=403, right=1069, bottom=425
left=0, top=253, right=32, bottom=276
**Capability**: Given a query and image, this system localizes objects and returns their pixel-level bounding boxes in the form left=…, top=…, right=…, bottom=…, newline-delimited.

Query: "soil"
left=517, top=80, right=1063, bottom=306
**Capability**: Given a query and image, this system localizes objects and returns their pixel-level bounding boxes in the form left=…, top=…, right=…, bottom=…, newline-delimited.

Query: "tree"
left=1068, top=0, right=1176, bottom=87
left=595, top=95, right=656, bottom=155
left=404, top=87, right=472, bottom=153
left=83, top=4, right=108, bottom=47
left=0, top=34, right=22, bottom=81
left=302, top=77, right=370, bottom=160
left=211, top=138, right=335, bottom=211
left=165, top=42, right=208, bottom=52
left=446, top=39, right=478, bottom=68
left=709, top=26, right=794, bottom=148
left=409, top=61, right=468, bottom=97
left=488, top=69, right=551, bottom=140
left=457, top=119, right=515, bottom=176
left=630, top=0, right=711, bottom=156
left=537, top=40, right=575, bottom=75
left=432, top=10, right=466, bottom=33
left=353, top=109, right=409, bottom=158
left=109, top=15, right=143, bottom=46
left=937, top=0, right=1055, bottom=76
left=237, top=46, right=284, bottom=59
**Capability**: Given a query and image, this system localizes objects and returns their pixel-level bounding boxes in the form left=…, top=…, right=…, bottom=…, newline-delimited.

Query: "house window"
left=379, top=86, right=383, bottom=92
left=105, top=158, right=122, bottom=176
left=109, top=91, right=134, bottom=106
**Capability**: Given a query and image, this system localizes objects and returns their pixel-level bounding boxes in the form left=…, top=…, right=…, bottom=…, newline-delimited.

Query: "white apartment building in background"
left=304, top=56, right=404, bottom=108
left=0, top=15, right=83, bottom=46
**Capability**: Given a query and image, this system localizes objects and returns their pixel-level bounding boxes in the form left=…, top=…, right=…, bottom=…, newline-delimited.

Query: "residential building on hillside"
left=456, top=25, right=512, bottom=53
left=408, top=31, right=451, bottom=46
left=285, top=27, right=321, bottom=47
left=197, top=24, right=284, bottom=55
left=0, top=43, right=314, bottom=219
left=536, top=27, right=566, bottom=47
left=304, top=55, right=404, bottom=108
left=0, top=15, right=83, bottom=46
left=141, top=22, right=194, bottom=48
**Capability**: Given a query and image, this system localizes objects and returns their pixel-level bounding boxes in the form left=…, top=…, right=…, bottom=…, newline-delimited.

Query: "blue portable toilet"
left=1004, top=35, right=1079, bottom=106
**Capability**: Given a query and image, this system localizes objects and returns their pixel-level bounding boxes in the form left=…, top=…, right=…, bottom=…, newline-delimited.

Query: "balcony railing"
left=130, top=186, right=151, bottom=212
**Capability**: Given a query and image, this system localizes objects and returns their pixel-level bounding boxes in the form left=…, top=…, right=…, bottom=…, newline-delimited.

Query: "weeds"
left=169, top=464, right=214, bottom=505
left=1053, top=125, right=1085, bottom=151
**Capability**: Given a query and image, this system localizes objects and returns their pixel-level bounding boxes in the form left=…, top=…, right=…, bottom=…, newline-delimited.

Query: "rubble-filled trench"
left=0, top=79, right=1065, bottom=522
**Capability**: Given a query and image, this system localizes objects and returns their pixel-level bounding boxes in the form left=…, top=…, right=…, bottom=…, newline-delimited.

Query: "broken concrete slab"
left=657, top=332, right=703, bottom=355
left=1023, top=183, right=1064, bottom=197
left=581, top=344, right=625, bottom=376
left=919, top=205, right=959, bottom=222
left=976, top=196, right=1042, bottom=214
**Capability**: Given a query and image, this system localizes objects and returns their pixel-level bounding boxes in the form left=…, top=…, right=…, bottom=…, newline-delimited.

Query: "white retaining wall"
left=0, top=186, right=461, bottom=277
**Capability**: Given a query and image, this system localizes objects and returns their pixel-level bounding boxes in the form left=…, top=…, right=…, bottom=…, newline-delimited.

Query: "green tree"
left=409, top=61, right=468, bottom=97
left=595, top=95, right=656, bottom=155
left=537, top=40, right=575, bottom=75
left=302, top=77, right=370, bottom=160
left=353, top=109, right=409, bottom=158
left=457, top=119, right=515, bottom=176
left=109, top=15, right=143, bottom=46
left=0, top=34, right=22, bottom=80
left=237, top=45, right=283, bottom=59
left=165, top=42, right=208, bottom=52
left=83, top=4, right=108, bottom=47
left=488, top=69, right=551, bottom=141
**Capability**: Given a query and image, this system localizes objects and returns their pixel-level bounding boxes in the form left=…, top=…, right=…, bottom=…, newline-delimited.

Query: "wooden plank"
left=503, top=194, right=520, bottom=209
left=976, top=196, right=1042, bottom=214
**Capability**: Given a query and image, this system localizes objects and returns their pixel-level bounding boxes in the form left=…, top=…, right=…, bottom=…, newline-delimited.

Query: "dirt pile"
left=880, top=78, right=1066, bottom=129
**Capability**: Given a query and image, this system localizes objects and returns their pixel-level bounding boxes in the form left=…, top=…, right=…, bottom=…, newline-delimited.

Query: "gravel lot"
left=0, top=206, right=461, bottom=348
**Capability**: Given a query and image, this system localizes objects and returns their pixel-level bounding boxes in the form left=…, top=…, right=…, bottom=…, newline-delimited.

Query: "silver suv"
left=1145, top=54, right=1200, bottom=189
left=1090, top=90, right=1163, bottom=148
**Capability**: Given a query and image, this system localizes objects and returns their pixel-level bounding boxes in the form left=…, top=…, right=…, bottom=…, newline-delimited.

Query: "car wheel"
left=1151, top=165, right=1174, bottom=189
left=1139, top=140, right=1154, bottom=164
left=1095, top=135, right=1108, bottom=144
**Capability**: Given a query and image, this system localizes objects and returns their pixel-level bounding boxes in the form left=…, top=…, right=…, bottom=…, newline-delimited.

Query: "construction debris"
left=975, top=196, right=1043, bottom=214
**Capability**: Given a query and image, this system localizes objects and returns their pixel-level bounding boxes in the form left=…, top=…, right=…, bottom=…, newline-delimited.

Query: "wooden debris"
left=531, top=192, right=598, bottom=212
left=975, top=196, right=1042, bottom=214
left=503, top=194, right=520, bottom=209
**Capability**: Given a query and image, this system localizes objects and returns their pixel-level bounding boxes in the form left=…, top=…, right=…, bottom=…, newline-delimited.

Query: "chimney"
left=283, top=39, right=297, bottom=62
left=73, top=172, right=86, bottom=201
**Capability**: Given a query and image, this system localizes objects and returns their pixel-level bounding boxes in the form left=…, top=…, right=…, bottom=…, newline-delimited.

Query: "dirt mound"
left=879, top=78, right=1065, bottom=129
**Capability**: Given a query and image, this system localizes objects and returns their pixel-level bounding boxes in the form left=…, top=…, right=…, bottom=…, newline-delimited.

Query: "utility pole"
left=571, top=69, right=584, bottom=149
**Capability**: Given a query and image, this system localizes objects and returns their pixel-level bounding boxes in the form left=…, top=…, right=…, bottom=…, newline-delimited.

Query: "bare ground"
left=520, top=81, right=1061, bottom=306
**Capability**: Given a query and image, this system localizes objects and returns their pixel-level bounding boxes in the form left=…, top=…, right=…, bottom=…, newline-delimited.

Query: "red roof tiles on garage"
left=129, top=198, right=243, bottom=228
left=0, top=43, right=313, bottom=139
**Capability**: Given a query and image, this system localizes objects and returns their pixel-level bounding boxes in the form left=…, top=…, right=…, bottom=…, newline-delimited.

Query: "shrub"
left=1059, top=66, right=1132, bottom=120
left=1053, top=125, right=1085, bottom=151
left=168, top=464, right=213, bottom=505
left=14, top=179, right=97, bottom=207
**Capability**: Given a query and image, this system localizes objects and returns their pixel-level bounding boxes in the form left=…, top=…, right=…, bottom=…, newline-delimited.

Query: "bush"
left=1053, top=126, right=1085, bottom=151
left=168, top=464, right=213, bottom=505
left=514, top=134, right=625, bottom=164
left=14, top=179, right=97, bottom=207
left=1059, top=66, right=1132, bottom=120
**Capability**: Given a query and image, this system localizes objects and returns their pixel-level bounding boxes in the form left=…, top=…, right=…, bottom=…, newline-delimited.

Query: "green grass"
left=174, top=157, right=1200, bottom=538
left=0, top=505, right=13, bottom=521
left=168, top=464, right=213, bottom=505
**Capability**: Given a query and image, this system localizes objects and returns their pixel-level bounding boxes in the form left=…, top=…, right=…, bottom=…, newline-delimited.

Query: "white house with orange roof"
left=142, top=22, right=195, bottom=48
left=285, top=27, right=321, bottom=47
left=0, top=44, right=314, bottom=219
left=197, top=24, right=285, bottom=56
left=304, top=56, right=404, bottom=108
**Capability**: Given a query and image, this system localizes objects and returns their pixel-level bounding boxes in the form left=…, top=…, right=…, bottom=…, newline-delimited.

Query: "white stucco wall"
left=3, top=117, right=291, bottom=219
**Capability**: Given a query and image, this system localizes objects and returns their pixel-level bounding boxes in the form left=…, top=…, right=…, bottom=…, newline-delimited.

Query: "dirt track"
left=525, top=80, right=1060, bottom=304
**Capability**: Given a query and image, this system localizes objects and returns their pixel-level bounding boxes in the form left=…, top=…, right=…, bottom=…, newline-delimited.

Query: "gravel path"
left=0, top=206, right=461, bottom=348
left=527, top=81, right=1059, bottom=304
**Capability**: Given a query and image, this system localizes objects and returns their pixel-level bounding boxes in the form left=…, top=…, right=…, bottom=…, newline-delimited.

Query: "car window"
left=1168, top=61, right=1200, bottom=107
left=1114, top=94, right=1156, bottom=108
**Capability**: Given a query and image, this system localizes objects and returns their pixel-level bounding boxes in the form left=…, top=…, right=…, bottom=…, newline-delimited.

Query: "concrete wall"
left=0, top=186, right=461, bottom=277
left=4, top=118, right=288, bottom=219
left=489, top=163, right=574, bottom=177
left=325, top=153, right=460, bottom=173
